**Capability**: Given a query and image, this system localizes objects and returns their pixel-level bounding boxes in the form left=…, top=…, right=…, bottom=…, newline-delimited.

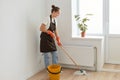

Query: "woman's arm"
left=40, top=23, right=47, bottom=33
left=40, top=16, right=49, bottom=32
left=55, top=29, right=62, bottom=46
left=54, top=29, right=59, bottom=37
left=40, top=23, right=55, bottom=38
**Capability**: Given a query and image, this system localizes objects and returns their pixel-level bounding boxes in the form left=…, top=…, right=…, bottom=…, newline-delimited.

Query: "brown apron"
left=40, top=15, right=57, bottom=52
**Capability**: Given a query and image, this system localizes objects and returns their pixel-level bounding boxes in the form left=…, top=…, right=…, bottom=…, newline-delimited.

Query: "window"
left=109, top=0, right=120, bottom=34
left=72, top=0, right=103, bottom=36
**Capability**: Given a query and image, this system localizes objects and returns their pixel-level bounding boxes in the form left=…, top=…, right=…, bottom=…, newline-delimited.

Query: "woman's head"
left=51, top=5, right=60, bottom=18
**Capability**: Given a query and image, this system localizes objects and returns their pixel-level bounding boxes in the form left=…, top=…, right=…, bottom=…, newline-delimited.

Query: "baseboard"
left=105, top=61, right=120, bottom=64
left=102, top=68, right=120, bottom=73
left=60, top=63, right=96, bottom=71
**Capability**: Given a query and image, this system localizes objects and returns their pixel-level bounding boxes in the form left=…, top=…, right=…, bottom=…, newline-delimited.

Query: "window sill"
left=72, top=35, right=104, bottom=40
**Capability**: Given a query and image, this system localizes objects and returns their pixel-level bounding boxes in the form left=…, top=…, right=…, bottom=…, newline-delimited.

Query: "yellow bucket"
left=47, top=64, right=61, bottom=80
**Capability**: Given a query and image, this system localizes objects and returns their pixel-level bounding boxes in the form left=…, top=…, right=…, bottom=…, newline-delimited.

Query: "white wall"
left=0, top=0, right=45, bottom=80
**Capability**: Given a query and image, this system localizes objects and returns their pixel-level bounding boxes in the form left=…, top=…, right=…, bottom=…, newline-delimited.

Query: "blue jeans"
left=43, top=51, right=58, bottom=68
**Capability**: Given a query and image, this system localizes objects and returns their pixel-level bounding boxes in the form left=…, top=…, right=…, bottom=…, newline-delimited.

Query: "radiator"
left=58, top=45, right=97, bottom=69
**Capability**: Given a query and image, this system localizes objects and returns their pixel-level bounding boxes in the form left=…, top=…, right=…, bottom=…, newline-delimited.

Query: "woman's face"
left=53, top=10, right=60, bottom=18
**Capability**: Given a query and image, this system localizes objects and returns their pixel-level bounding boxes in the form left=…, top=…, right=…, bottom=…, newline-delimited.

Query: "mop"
left=60, top=46, right=87, bottom=76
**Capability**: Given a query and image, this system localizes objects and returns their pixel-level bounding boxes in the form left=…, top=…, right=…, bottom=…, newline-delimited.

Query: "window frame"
left=72, top=0, right=104, bottom=37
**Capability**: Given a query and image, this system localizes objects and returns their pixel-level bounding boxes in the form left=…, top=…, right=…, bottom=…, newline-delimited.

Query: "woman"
left=40, top=5, right=62, bottom=68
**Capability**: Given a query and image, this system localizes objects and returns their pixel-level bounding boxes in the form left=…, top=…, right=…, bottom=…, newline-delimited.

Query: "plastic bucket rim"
left=47, top=65, right=62, bottom=74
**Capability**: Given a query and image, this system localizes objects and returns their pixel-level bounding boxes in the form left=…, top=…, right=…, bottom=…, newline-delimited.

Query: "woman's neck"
left=51, top=14, right=55, bottom=18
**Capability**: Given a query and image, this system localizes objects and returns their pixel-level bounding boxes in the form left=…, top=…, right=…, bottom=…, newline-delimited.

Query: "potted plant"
left=74, top=14, right=92, bottom=37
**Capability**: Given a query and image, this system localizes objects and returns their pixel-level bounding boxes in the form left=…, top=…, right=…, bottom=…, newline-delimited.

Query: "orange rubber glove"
left=47, top=30, right=55, bottom=38
left=56, top=36, right=62, bottom=46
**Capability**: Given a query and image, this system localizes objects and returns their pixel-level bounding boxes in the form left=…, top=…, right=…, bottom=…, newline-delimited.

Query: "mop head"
left=73, top=69, right=87, bottom=76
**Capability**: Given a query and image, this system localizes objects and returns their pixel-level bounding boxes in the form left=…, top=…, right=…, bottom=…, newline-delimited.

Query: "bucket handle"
left=47, top=67, right=62, bottom=74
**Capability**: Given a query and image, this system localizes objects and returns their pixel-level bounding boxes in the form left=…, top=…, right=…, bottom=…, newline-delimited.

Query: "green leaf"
left=76, top=17, right=80, bottom=21
left=86, top=14, right=93, bottom=16
left=74, top=15, right=79, bottom=18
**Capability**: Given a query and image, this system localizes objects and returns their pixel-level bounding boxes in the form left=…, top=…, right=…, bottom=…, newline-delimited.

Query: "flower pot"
left=81, top=32, right=86, bottom=37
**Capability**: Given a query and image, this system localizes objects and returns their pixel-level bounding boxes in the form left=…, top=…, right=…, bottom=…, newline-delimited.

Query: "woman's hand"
left=47, top=30, right=55, bottom=38
left=56, top=36, right=62, bottom=46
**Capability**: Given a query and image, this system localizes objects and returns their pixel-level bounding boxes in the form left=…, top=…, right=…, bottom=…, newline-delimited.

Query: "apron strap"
left=50, top=15, right=56, bottom=26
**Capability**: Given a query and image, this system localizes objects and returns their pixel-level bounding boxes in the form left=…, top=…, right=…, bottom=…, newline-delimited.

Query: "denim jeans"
left=43, top=51, right=58, bottom=68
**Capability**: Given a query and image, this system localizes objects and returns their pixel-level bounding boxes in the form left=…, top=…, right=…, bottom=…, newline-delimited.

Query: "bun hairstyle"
left=52, top=5, right=56, bottom=9
left=51, top=5, right=60, bottom=13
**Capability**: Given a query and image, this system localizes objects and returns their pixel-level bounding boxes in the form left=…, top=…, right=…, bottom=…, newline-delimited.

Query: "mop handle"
left=60, top=46, right=78, bottom=66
